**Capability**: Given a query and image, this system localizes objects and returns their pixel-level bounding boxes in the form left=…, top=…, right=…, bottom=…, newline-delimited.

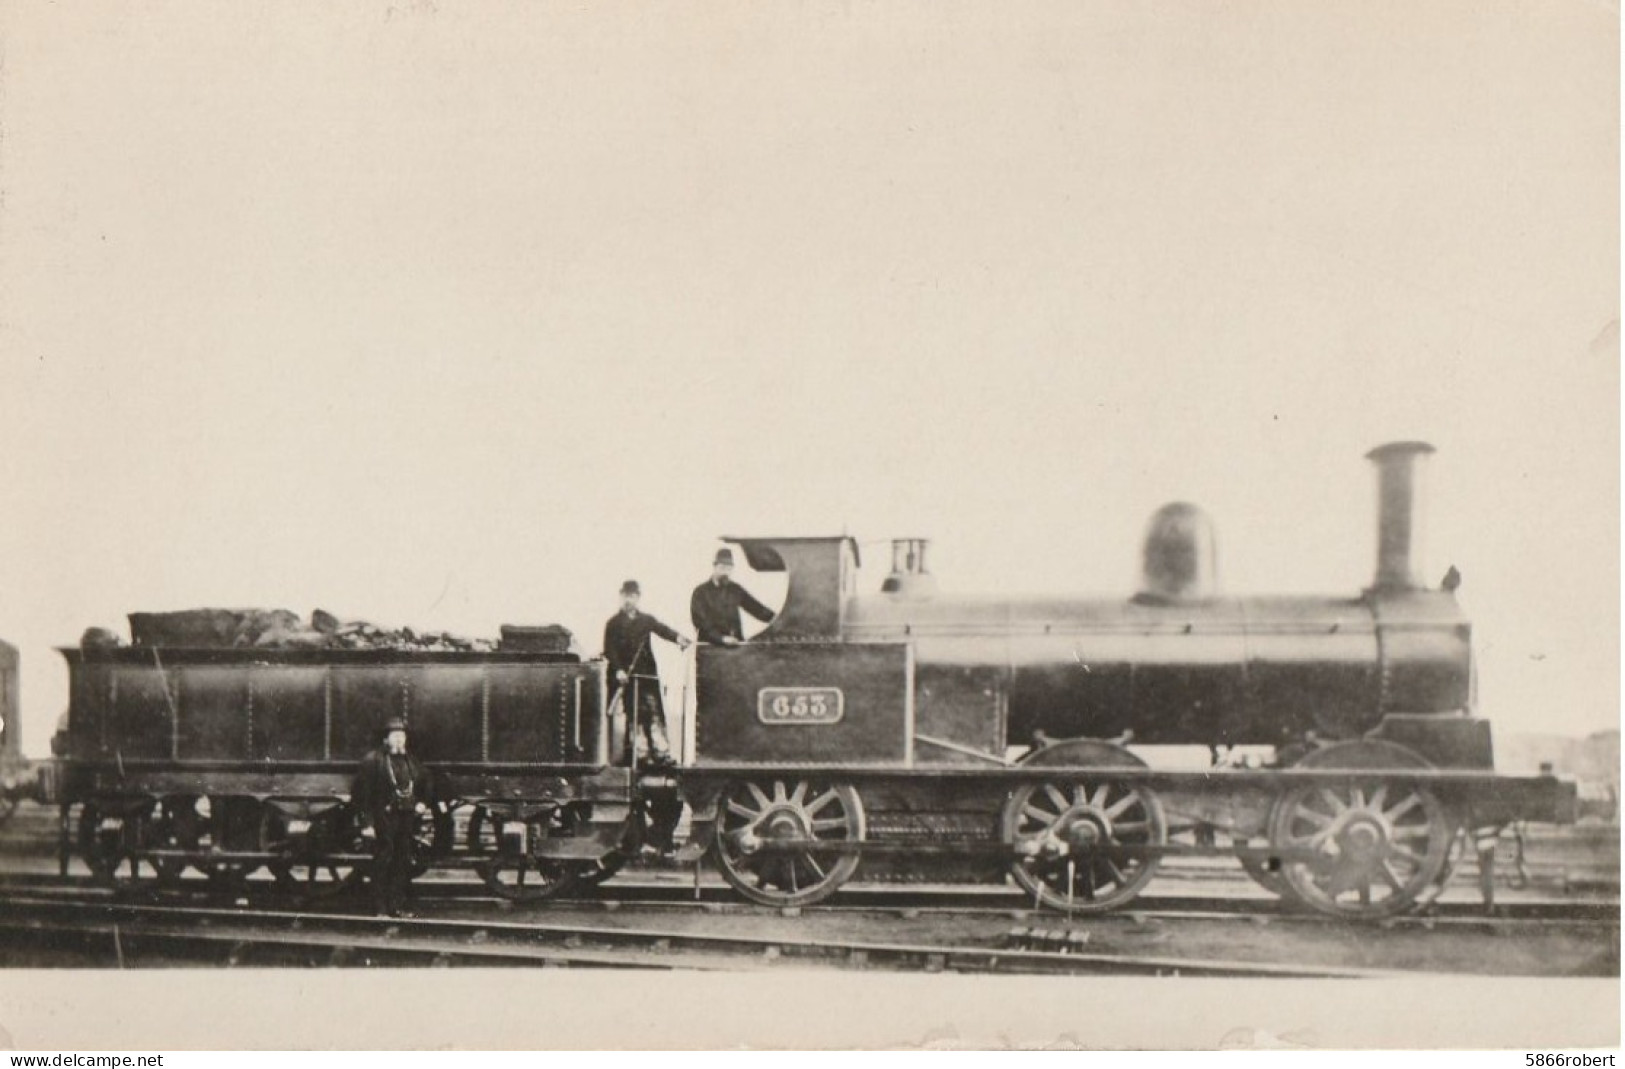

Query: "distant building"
left=0, top=640, right=16, bottom=763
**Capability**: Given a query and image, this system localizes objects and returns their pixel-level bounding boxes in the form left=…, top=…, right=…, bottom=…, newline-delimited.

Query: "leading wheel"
left=1003, top=741, right=1166, bottom=913
left=714, top=779, right=864, bottom=908
left=1268, top=741, right=1455, bottom=919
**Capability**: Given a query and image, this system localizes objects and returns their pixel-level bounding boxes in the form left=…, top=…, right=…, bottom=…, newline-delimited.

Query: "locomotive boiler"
left=679, top=442, right=1573, bottom=917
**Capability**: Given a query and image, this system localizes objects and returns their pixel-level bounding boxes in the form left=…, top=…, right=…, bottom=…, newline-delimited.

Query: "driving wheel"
left=714, top=779, right=864, bottom=908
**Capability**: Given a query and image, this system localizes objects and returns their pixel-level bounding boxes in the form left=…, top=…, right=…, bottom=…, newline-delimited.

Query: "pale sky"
left=0, top=0, right=1617, bottom=755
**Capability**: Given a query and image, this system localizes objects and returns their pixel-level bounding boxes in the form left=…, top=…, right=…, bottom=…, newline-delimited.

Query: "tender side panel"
left=330, top=665, right=402, bottom=761
left=106, top=661, right=174, bottom=759
left=405, top=664, right=486, bottom=764
left=487, top=664, right=566, bottom=763
left=177, top=665, right=250, bottom=760
left=61, top=651, right=607, bottom=775
left=250, top=666, right=329, bottom=762
left=694, top=642, right=912, bottom=767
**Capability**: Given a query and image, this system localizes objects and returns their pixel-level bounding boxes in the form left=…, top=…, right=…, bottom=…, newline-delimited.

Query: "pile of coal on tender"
left=104, top=608, right=504, bottom=652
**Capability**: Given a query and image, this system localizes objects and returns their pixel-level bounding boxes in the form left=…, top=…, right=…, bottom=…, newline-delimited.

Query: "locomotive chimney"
left=1366, top=441, right=1436, bottom=592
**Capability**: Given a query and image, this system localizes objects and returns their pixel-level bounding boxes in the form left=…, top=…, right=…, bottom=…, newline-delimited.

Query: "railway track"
left=0, top=872, right=1615, bottom=977
left=0, top=870, right=1615, bottom=927
left=0, top=890, right=1435, bottom=977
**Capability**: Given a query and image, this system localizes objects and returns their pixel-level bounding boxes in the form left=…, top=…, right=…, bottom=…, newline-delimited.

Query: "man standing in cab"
left=603, top=580, right=692, bottom=767
left=352, top=718, right=435, bottom=918
left=690, top=547, right=776, bottom=646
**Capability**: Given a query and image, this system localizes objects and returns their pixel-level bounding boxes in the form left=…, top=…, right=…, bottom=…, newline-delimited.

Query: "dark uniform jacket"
left=690, top=578, right=775, bottom=644
left=603, top=610, right=681, bottom=685
left=351, top=749, right=434, bottom=831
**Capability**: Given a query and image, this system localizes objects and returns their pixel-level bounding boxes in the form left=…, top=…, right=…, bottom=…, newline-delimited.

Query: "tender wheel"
left=406, top=802, right=453, bottom=879
left=264, top=804, right=367, bottom=900
left=143, top=796, right=203, bottom=886
left=78, top=803, right=127, bottom=883
left=714, top=779, right=864, bottom=908
left=195, top=796, right=262, bottom=890
left=467, top=804, right=579, bottom=903
left=575, top=853, right=626, bottom=886
left=1268, top=741, right=1455, bottom=919
left=1003, top=741, right=1166, bottom=913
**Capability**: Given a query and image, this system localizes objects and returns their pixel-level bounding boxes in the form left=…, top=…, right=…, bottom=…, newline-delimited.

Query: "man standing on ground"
left=352, top=718, right=434, bottom=918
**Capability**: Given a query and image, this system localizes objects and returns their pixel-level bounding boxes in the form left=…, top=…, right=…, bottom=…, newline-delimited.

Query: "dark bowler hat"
left=381, top=717, right=408, bottom=736
left=619, top=580, right=641, bottom=596
left=714, top=548, right=735, bottom=566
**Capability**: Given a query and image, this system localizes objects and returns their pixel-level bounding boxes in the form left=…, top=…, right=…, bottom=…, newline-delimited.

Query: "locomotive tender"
left=44, top=442, right=1576, bottom=919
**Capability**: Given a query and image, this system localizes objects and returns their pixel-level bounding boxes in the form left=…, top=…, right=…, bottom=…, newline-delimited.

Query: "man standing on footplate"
left=603, top=579, right=692, bottom=857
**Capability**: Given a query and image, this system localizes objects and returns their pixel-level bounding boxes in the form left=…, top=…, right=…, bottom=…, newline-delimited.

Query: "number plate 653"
left=758, top=687, right=844, bottom=725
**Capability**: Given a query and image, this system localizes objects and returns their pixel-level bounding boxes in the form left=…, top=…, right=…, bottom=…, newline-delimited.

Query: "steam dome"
left=1137, top=502, right=1218, bottom=602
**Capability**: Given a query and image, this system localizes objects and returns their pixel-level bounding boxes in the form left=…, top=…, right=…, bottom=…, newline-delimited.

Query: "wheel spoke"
left=1295, top=808, right=1335, bottom=829
left=1367, top=784, right=1388, bottom=812
left=772, top=781, right=787, bottom=803
left=804, top=854, right=827, bottom=881
left=1103, top=858, right=1130, bottom=888
left=1379, top=860, right=1406, bottom=892
left=1043, top=785, right=1069, bottom=810
left=1104, top=794, right=1139, bottom=820
left=1088, top=784, right=1110, bottom=809
left=806, top=789, right=839, bottom=815
left=726, top=799, right=758, bottom=820
left=788, top=782, right=807, bottom=806
left=1318, top=788, right=1349, bottom=814
left=746, top=783, right=771, bottom=808
left=810, top=817, right=847, bottom=834
left=1382, top=794, right=1422, bottom=822
left=1022, top=803, right=1055, bottom=824
left=1391, top=841, right=1428, bottom=866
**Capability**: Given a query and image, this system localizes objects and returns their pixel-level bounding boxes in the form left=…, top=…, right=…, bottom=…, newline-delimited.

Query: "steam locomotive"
left=38, top=442, right=1576, bottom=920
